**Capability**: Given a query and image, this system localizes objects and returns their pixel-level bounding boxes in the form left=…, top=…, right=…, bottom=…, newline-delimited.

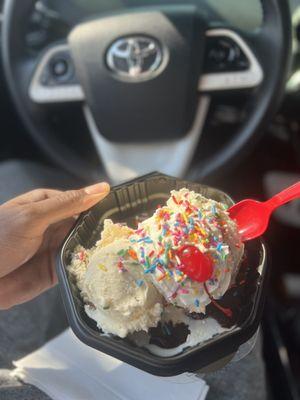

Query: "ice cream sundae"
left=68, top=188, right=245, bottom=350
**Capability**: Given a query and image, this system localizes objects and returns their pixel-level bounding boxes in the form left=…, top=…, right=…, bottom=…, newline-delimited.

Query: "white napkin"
left=12, top=328, right=209, bottom=400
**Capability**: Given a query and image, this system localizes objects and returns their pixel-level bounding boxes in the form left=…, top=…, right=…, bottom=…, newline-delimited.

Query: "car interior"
left=1, top=0, right=300, bottom=398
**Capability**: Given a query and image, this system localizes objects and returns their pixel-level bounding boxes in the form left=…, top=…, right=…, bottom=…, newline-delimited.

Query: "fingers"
left=3, top=188, right=62, bottom=207
left=0, top=250, right=57, bottom=310
left=0, top=182, right=110, bottom=296
left=26, top=182, right=110, bottom=232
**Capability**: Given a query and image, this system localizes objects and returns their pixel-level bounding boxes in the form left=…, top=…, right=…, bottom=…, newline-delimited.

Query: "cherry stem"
left=204, top=283, right=233, bottom=318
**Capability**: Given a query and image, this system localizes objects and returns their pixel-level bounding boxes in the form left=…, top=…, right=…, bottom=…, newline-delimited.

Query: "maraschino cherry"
left=176, top=245, right=213, bottom=283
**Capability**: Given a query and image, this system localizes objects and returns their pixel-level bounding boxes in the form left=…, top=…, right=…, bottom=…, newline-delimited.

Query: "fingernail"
left=84, top=182, right=110, bottom=195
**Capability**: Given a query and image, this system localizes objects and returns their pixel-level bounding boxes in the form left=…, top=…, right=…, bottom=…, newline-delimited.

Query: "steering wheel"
left=2, top=0, right=291, bottom=183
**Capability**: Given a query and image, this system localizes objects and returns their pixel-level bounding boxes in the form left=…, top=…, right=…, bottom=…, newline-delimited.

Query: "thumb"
left=32, top=182, right=110, bottom=229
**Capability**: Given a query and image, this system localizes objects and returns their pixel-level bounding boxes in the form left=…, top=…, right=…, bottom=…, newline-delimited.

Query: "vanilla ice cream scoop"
left=130, top=188, right=244, bottom=314
left=82, top=238, right=163, bottom=337
left=69, top=220, right=163, bottom=338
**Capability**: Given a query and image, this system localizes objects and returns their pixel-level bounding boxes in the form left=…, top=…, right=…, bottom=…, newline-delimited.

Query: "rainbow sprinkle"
left=128, top=248, right=138, bottom=260
left=77, top=251, right=86, bottom=261
left=117, top=258, right=127, bottom=273
left=98, top=264, right=107, bottom=272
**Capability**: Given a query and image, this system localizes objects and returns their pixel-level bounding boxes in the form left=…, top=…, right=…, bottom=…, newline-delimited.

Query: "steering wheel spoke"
left=29, top=43, right=84, bottom=103
left=83, top=96, right=211, bottom=183
left=199, top=28, right=263, bottom=92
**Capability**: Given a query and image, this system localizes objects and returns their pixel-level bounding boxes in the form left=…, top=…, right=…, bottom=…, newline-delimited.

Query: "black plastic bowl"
left=56, top=172, right=268, bottom=376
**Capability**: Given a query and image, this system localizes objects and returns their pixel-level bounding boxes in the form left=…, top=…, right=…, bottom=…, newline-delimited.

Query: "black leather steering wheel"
left=2, top=0, right=291, bottom=183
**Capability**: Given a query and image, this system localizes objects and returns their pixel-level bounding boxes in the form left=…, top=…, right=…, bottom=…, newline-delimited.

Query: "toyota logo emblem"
left=106, top=36, right=163, bottom=79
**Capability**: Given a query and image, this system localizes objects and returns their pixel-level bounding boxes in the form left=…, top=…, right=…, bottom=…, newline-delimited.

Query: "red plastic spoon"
left=229, top=181, right=300, bottom=241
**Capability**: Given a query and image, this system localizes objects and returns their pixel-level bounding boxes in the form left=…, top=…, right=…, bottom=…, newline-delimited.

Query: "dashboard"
left=43, top=0, right=263, bottom=28
left=23, top=0, right=263, bottom=51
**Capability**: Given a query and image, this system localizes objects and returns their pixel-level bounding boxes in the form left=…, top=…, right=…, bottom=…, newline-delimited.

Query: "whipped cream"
left=130, top=188, right=243, bottom=313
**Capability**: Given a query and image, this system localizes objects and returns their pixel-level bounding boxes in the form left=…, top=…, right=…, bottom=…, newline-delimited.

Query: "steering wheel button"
left=51, top=59, right=69, bottom=77
left=204, top=36, right=249, bottom=73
